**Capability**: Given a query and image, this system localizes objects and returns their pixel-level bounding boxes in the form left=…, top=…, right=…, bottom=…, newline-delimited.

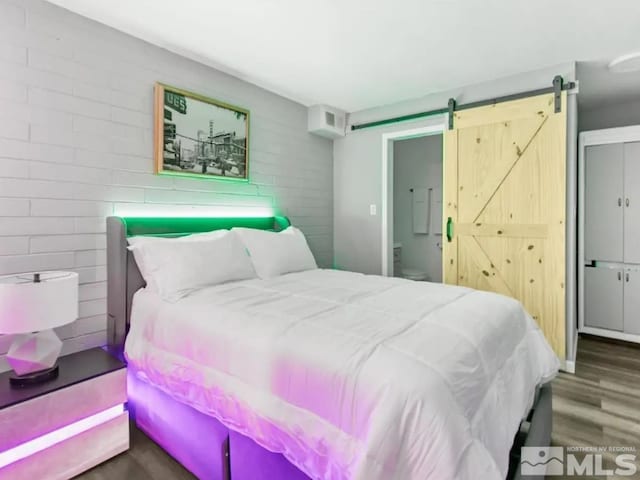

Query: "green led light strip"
left=122, top=216, right=290, bottom=237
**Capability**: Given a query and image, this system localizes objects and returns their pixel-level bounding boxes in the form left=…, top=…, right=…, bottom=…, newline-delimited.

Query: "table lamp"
left=0, top=271, right=78, bottom=387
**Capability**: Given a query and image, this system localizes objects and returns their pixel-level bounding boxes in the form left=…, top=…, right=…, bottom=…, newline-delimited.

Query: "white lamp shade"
left=0, top=271, right=78, bottom=334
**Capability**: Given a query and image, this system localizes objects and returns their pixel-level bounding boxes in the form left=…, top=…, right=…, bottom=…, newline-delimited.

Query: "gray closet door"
left=624, top=269, right=640, bottom=335
left=624, top=142, right=640, bottom=264
left=584, top=266, right=624, bottom=331
left=585, top=144, right=624, bottom=262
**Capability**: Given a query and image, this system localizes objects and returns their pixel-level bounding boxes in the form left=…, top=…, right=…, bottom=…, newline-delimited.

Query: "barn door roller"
left=553, top=75, right=563, bottom=113
left=447, top=98, right=456, bottom=130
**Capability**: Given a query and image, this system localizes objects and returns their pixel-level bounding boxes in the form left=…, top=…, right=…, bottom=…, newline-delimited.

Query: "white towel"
left=430, top=186, right=443, bottom=235
left=412, top=187, right=429, bottom=234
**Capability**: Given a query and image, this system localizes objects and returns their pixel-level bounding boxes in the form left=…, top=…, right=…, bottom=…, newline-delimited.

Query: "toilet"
left=394, top=244, right=429, bottom=281
left=401, top=268, right=429, bottom=282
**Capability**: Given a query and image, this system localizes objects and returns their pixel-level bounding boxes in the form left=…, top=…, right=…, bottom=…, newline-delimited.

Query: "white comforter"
left=125, top=269, right=559, bottom=480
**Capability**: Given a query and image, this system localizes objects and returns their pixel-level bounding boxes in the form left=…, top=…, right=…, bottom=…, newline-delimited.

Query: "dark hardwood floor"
left=75, top=425, right=196, bottom=480
left=76, top=335, right=640, bottom=479
left=550, top=335, right=640, bottom=479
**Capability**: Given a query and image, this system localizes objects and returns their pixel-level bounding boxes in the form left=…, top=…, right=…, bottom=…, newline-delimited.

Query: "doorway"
left=381, top=123, right=445, bottom=278
left=392, top=135, right=444, bottom=281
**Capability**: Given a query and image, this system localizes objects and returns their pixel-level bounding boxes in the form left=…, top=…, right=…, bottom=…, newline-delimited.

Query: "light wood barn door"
left=443, top=92, right=566, bottom=359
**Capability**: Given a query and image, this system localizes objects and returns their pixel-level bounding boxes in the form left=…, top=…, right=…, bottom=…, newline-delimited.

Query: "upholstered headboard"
left=106, top=216, right=291, bottom=349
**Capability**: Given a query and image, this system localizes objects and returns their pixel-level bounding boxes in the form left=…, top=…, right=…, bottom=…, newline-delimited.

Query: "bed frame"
left=106, top=215, right=552, bottom=480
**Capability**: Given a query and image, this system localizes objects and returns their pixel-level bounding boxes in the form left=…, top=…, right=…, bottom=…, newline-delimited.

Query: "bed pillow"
left=128, top=230, right=229, bottom=291
left=129, top=230, right=256, bottom=301
left=127, top=229, right=228, bottom=248
left=233, top=226, right=317, bottom=279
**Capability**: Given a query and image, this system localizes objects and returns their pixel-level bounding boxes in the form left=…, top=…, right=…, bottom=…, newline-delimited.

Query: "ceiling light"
left=608, top=52, right=640, bottom=73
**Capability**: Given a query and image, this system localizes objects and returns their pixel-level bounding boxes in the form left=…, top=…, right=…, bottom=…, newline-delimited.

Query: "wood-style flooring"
left=76, top=335, right=640, bottom=479
left=550, top=335, right=640, bottom=479
left=75, top=424, right=196, bottom=480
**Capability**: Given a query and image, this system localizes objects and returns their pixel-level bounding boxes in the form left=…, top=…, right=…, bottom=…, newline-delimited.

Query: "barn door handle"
left=446, top=217, right=453, bottom=242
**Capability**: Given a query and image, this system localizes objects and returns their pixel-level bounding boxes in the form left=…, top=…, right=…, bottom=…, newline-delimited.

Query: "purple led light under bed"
left=128, top=369, right=312, bottom=480
left=229, top=429, right=312, bottom=480
left=127, top=370, right=229, bottom=480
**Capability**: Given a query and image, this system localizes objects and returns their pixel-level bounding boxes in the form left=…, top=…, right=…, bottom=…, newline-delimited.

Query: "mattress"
left=125, top=269, right=559, bottom=480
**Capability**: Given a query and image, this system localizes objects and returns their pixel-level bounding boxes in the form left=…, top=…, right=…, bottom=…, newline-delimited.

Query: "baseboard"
left=560, top=334, right=579, bottom=374
left=579, top=326, right=640, bottom=345
left=563, top=360, right=576, bottom=374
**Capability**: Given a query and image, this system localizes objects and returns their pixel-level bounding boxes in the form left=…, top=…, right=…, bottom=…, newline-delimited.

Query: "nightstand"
left=0, top=348, right=129, bottom=479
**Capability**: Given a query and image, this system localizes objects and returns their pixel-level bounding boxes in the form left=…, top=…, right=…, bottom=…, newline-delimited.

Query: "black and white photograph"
left=154, top=83, right=249, bottom=180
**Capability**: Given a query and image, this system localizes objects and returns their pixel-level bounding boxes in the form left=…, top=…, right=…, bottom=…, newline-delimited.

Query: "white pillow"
left=127, top=229, right=228, bottom=248
left=233, top=226, right=317, bottom=279
left=128, top=230, right=228, bottom=291
left=129, top=230, right=256, bottom=302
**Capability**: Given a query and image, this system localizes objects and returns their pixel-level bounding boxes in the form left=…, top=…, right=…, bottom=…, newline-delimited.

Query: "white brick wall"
left=0, top=0, right=333, bottom=371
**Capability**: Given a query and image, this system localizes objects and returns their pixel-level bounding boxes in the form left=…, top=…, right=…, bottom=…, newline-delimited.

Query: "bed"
left=106, top=216, right=558, bottom=480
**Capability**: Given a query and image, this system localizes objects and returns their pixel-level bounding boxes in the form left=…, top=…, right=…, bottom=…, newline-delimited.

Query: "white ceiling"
left=577, top=60, right=640, bottom=111
left=45, top=0, right=640, bottom=112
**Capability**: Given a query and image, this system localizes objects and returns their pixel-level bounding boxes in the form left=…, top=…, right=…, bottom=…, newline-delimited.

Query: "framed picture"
left=154, top=83, right=250, bottom=181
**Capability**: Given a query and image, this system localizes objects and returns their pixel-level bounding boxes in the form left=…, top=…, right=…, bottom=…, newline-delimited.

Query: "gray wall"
left=393, top=135, right=442, bottom=282
left=580, top=98, right=640, bottom=132
left=0, top=0, right=333, bottom=371
left=333, top=114, right=445, bottom=275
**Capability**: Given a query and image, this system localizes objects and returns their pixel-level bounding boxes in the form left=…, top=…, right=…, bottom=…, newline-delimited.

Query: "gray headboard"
left=106, top=215, right=291, bottom=349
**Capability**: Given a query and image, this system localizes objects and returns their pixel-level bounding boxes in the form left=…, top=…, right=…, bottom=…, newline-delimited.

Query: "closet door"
left=624, top=269, right=640, bottom=335
left=443, top=92, right=566, bottom=358
left=624, top=142, right=640, bottom=264
left=584, top=144, right=624, bottom=263
left=584, top=267, right=623, bottom=331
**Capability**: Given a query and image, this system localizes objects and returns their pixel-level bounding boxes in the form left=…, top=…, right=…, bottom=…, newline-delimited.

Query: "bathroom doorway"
left=390, top=134, right=443, bottom=282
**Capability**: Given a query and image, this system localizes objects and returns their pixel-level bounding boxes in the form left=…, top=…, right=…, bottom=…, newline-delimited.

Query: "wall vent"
left=308, top=105, right=346, bottom=139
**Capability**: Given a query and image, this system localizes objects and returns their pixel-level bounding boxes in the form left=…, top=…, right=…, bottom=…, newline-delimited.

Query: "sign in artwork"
left=165, top=91, right=187, bottom=115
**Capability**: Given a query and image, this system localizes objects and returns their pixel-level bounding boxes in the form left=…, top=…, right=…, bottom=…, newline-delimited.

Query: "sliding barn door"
left=443, top=93, right=566, bottom=359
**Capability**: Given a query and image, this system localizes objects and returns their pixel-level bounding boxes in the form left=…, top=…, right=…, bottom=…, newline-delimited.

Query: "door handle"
left=446, top=217, right=453, bottom=242
left=618, top=271, right=622, bottom=281
left=626, top=198, right=630, bottom=207
left=619, top=197, right=623, bottom=207
left=626, top=272, right=630, bottom=282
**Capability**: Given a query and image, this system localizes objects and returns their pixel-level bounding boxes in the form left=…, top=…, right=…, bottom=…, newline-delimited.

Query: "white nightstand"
left=0, top=348, right=129, bottom=479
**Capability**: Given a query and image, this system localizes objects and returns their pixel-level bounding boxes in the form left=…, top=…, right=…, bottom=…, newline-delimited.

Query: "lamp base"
left=6, top=329, right=63, bottom=380
left=9, top=364, right=59, bottom=388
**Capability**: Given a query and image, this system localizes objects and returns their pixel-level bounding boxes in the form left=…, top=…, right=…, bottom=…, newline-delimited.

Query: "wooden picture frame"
left=154, top=83, right=250, bottom=181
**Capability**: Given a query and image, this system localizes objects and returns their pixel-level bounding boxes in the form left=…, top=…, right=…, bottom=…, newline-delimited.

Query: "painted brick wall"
left=0, top=0, right=333, bottom=370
